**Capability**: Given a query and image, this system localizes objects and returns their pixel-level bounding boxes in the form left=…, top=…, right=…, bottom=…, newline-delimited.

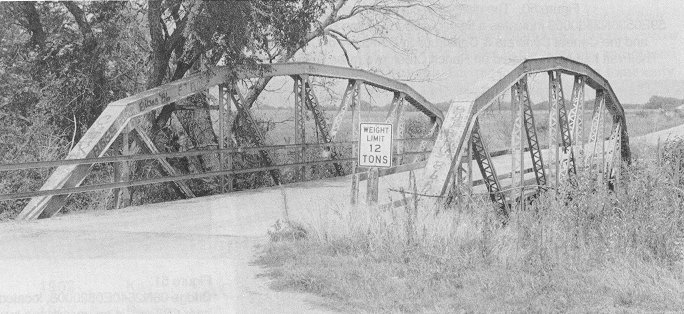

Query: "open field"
left=255, top=107, right=684, bottom=151
left=253, top=109, right=433, bottom=144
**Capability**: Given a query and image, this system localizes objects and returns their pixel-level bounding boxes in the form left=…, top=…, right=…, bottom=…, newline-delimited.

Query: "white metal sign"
left=358, top=123, right=393, bottom=168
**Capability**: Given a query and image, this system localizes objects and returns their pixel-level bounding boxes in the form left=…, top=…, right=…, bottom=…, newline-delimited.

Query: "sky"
left=300, top=0, right=684, bottom=105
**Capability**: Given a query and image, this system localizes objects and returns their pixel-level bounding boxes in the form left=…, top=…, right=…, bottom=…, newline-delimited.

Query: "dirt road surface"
left=0, top=178, right=356, bottom=313
left=630, top=123, right=684, bottom=145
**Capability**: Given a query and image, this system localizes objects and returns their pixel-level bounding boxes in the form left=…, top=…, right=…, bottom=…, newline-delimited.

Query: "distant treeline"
left=640, top=96, right=684, bottom=110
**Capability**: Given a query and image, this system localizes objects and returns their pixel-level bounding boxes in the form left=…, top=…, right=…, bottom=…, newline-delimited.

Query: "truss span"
left=421, top=56, right=631, bottom=198
left=16, top=56, right=631, bottom=220
left=17, top=63, right=442, bottom=220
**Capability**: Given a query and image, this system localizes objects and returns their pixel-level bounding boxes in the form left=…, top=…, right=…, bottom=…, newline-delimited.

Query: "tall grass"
left=258, top=140, right=684, bottom=312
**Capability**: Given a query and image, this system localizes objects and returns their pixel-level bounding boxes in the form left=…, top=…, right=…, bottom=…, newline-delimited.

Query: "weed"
left=257, top=139, right=684, bottom=312
left=268, top=219, right=308, bottom=242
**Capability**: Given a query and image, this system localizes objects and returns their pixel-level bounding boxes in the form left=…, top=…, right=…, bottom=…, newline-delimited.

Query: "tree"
left=136, top=0, right=448, bottom=194
left=0, top=1, right=150, bottom=214
left=0, top=0, right=451, bottom=212
left=241, top=0, right=449, bottom=108
left=3, top=2, right=146, bottom=142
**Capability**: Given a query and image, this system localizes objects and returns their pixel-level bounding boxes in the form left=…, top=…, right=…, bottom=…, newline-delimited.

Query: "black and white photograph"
left=0, top=0, right=683, bottom=312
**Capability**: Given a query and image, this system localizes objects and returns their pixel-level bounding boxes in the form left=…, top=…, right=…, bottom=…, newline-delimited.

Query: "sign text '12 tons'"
left=358, top=123, right=393, bottom=168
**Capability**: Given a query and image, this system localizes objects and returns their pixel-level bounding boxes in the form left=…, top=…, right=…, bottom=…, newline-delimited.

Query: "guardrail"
left=2, top=137, right=550, bottom=209
left=0, top=137, right=435, bottom=203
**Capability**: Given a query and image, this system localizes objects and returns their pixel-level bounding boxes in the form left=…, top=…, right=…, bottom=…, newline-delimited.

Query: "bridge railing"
left=354, top=140, right=616, bottom=208
left=354, top=146, right=542, bottom=206
left=0, top=137, right=435, bottom=204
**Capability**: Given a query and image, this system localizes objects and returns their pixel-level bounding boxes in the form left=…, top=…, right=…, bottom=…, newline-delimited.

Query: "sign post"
left=358, top=123, right=393, bottom=205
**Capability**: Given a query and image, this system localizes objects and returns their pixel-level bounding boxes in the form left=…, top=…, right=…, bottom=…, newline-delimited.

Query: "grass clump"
left=257, top=140, right=684, bottom=312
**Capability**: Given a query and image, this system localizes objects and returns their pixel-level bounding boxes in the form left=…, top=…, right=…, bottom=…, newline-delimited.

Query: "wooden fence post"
left=366, top=167, right=379, bottom=205
left=350, top=165, right=359, bottom=205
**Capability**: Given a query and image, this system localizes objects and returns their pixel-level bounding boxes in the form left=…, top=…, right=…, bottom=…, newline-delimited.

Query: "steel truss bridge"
left=1, top=56, right=630, bottom=220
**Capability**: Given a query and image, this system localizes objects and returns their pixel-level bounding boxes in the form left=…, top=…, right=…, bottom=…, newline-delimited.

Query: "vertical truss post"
left=121, top=124, right=131, bottom=206
left=568, top=75, right=586, bottom=168
left=225, top=85, right=234, bottom=192
left=517, top=76, right=546, bottom=189
left=604, top=122, right=618, bottom=181
left=605, top=122, right=622, bottom=187
left=395, top=99, right=407, bottom=165
left=112, top=158, right=121, bottom=208
left=550, top=71, right=575, bottom=179
left=351, top=80, right=362, bottom=167
left=603, top=95, right=630, bottom=164
left=547, top=71, right=560, bottom=187
left=218, top=84, right=226, bottom=193
left=293, top=76, right=307, bottom=181
left=511, top=79, right=525, bottom=193
left=467, top=135, right=473, bottom=193
left=302, top=77, right=344, bottom=176
left=385, top=92, right=406, bottom=165
left=612, top=123, right=623, bottom=187
left=113, top=124, right=131, bottom=209
left=586, top=90, right=605, bottom=172
left=600, top=112, right=606, bottom=183
left=471, top=119, right=508, bottom=217
left=228, top=83, right=281, bottom=185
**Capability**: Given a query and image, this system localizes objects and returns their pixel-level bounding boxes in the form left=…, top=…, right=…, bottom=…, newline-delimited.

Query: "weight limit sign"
left=358, top=123, right=393, bottom=168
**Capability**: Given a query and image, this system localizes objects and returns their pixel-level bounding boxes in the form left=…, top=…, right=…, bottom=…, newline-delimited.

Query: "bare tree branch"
left=327, top=28, right=360, bottom=50
left=330, top=34, right=353, bottom=67
left=244, top=0, right=453, bottom=109
left=147, top=0, right=167, bottom=89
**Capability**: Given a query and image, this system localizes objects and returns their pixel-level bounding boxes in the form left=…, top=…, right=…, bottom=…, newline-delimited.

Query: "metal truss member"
left=471, top=119, right=508, bottom=217
left=228, top=84, right=281, bottom=185
left=514, top=76, right=546, bottom=189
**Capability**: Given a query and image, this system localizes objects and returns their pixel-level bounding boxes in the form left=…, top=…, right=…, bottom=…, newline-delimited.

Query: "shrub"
left=0, top=113, right=118, bottom=218
left=0, top=114, right=69, bottom=218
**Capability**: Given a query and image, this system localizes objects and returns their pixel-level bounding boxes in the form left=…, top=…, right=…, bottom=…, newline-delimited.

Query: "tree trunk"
left=146, top=0, right=167, bottom=90
left=19, top=2, right=45, bottom=48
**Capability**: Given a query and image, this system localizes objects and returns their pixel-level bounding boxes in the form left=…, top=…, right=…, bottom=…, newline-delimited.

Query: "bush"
left=0, top=114, right=69, bottom=219
left=660, top=136, right=684, bottom=186
left=0, top=113, right=120, bottom=218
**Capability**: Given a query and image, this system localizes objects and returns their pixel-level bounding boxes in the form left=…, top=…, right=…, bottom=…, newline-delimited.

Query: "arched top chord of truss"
left=17, top=62, right=442, bottom=220
left=421, top=56, right=631, bottom=197
left=240, top=63, right=443, bottom=120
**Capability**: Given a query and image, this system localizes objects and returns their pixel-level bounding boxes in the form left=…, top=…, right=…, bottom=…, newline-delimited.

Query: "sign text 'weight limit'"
left=358, top=123, right=393, bottom=168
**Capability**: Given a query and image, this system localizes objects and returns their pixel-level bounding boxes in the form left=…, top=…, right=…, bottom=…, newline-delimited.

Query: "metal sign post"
left=357, top=123, right=393, bottom=205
